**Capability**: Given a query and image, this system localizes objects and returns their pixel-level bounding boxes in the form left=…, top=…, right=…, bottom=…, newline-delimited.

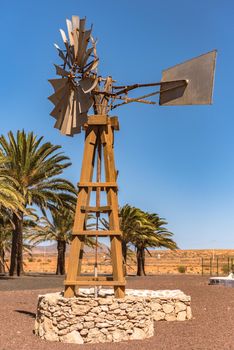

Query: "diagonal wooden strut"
left=64, top=116, right=125, bottom=298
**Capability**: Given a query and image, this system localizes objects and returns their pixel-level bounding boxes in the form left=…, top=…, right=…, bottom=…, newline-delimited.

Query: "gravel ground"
left=0, top=274, right=233, bottom=350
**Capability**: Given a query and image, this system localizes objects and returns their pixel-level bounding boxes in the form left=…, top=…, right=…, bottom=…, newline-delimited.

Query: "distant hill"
left=31, top=245, right=234, bottom=257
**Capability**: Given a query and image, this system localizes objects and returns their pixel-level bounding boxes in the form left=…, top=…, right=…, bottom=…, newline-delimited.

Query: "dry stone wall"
left=35, top=288, right=191, bottom=344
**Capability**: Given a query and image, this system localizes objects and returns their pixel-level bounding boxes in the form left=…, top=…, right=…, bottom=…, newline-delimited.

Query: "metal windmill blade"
left=48, top=16, right=99, bottom=136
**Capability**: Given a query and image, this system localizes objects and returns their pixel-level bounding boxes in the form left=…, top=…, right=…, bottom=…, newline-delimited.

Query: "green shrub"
left=221, top=264, right=230, bottom=274
left=177, top=265, right=186, bottom=273
left=28, top=257, right=33, bottom=262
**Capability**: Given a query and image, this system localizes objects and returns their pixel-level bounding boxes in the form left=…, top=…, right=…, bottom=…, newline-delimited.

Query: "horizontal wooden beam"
left=76, top=275, right=114, bottom=281
left=80, top=205, right=112, bottom=213
left=72, top=230, right=122, bottom=236
left=64, top=280, right=126, bottom=286
left=78, top=182, right=118, bottom=188
left=87, top=115, right=108, bottom=125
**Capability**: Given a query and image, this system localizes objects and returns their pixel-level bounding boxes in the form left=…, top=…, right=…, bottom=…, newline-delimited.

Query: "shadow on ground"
left=15, top=310, right=36, bottom=318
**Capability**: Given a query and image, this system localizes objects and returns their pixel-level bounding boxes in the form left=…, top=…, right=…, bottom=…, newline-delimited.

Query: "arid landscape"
left=6, top=246, right=234, bottom=276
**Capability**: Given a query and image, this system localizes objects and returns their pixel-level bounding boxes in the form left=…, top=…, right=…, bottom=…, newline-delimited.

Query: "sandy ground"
left=0, top=274, right=233, bottom=350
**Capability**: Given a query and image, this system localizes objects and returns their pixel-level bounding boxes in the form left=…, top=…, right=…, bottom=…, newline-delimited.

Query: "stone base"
left=34, top=288, right=191, bottom=344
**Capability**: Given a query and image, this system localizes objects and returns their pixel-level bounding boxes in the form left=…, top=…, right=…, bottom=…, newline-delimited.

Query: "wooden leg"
left=111, top=236, right=125, bottom=298
left=64, top=236, right=84, bottom=297
left=102, top=124, right=125, bottom=298
left=64, top=127, right=97, bottom=297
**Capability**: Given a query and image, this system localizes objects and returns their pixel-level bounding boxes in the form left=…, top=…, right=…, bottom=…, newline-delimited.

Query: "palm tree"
left=0, top=212, right=12, bottom=274
left=101, top=204, right=154, bottom=275
left=95, top=204, right=178, bottom=276
left=0, top=175, right=24, bottom=213
left=0, top=130, right=76, bottom=276
left=0, top=209, right=37, bottom=274
left=29, top=206, right=96, bottom=275
left=134, top=212, right=178, bottom=276
left=30, top=206, right=74, bottom=275
left=118, top=205, right=151, bottom=275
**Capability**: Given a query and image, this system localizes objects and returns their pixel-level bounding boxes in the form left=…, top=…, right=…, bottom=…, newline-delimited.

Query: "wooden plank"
left=64, top=280, right=126, bottom=286
left=72, top=127, right=97, bottom=233
left=64, top=235, right=84, bottom=297
left=110, top=117, right=120, bottom=130
left=80, top=205, right=112, bottom=213
left=78, top=182, right=117, bottom=188
left=87, top=115, right=108, bottom=125
left=76, top=275, right=114, bottom=281
left=72, top=230, right=122, bottom=236
left=76, top=18, right=87, bottom=65
left=77, top=29, right=92, bottom=67
left=102, top=124, right=125, bottom=298
left=64, top=127, right=97, bottom=298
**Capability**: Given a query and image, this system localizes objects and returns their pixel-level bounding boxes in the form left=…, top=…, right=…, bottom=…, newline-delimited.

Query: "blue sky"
left=1, top=0, right=234, bottom=249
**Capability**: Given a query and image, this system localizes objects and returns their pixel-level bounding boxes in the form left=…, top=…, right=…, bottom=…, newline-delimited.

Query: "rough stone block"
left=177, top=311, right=187, bottom=321
left=60, top=330, right=84, bottom=344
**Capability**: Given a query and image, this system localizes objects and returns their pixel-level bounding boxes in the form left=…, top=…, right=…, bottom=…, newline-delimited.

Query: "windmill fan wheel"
left=48, top=16, right=99, bottom=136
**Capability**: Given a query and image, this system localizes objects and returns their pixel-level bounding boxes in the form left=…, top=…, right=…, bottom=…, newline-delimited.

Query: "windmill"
left=49, top=16, right=217, bottom=298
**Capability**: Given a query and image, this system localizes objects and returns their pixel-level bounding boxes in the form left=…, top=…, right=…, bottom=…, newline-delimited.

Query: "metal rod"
left=112, top=79, right=188, bottom=95
left=111, top=94, right=157, bottom=104
left=94, top=130, right=101, bottom=298
left=111, top=81, right=187, bottom=109
left=93, top=79, right=188, bottom=98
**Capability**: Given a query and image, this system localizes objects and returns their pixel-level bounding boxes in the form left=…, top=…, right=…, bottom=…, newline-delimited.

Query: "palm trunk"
left=122, top=240, right=127, bottom=276
left=56, top=240, right=66, bottom=275
left=9, top=212, right=24, bottom=276
left=142, top=247, right=146, bottom=275
left=136, top=245, right=146, bottom=276
left=0, top=245, right=5, bottom=274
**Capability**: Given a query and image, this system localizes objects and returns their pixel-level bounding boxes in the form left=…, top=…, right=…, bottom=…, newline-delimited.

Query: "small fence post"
left=210, top=257, right=212, bottom=276
left=201, top=257, right=204, bottom=275
left=216, top=256, right=219, bottom=276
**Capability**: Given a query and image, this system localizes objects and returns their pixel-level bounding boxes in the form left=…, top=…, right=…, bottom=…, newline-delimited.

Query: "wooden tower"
left=64, top=114, right=125, bottom=298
